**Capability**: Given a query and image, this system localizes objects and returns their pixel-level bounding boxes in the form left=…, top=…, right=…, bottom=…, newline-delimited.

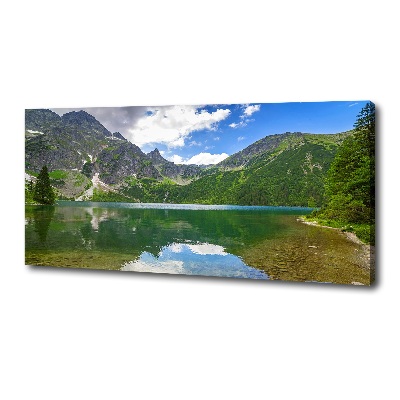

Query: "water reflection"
left=25, top=202, right=311, bottom=272
left=32, top=206, right=55, bottom=243
left=83, top=207, right=110, bottom=231
left=25, top=202, right=372, bottom=285
left=121, top=242, right=269, bottom=279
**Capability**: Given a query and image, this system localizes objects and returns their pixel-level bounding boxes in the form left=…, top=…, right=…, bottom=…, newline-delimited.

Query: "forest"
left=307, top=102, right=375, bottom=244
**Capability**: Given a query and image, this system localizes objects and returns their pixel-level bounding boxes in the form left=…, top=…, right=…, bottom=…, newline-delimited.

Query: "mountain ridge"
left=25, top=109, right=351, bottom=206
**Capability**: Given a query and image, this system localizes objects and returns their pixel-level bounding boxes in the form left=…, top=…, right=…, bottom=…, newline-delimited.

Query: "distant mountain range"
left=25, top=109, right=351, bottom=206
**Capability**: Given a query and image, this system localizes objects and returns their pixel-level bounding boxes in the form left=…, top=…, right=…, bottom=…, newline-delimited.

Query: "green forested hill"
left=102, top=131, right=350, bottom=207
left=162, top=133, right=348, bottom=206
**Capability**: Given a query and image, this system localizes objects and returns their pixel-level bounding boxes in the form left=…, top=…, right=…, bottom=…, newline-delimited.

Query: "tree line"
left=310, top=101, right=375, bottom=243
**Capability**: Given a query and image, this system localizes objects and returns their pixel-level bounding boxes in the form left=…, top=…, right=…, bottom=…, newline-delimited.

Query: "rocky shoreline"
left=297, top=217, right=375, bottom=282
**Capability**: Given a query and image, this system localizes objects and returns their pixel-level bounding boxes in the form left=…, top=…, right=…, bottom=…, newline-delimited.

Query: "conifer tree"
left=33, top=165, right=56, bottom=205
left=318, top=102, right=375, bottom=225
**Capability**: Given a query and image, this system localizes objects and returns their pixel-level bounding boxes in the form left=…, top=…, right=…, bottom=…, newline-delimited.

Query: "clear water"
left=25, top=201, right=371, bottom=284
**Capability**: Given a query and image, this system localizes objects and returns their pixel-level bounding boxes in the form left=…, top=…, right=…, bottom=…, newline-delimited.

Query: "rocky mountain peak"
left=148, top=148, right=168, bottom=165
left=25, top=109, right=61, bottom=131
left=61, top=110, right=111, bottom=137
left=111, top=132, right=126, bottom=140
left=62, top=110, right=99, bottom=125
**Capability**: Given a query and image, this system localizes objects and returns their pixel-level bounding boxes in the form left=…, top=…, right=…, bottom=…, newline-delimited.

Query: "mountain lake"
left=25, top=201, right=373, bottom=285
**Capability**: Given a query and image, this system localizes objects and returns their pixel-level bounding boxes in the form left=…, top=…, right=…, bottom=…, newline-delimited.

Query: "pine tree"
left=33, top=166, right=56, bottom=205
left=317, top=101, right=375, bottom=228
left=353, top=101, right=375, bottom=151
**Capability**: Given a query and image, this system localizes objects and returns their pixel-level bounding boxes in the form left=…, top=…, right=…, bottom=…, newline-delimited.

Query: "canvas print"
left=25, top=102, right=375, bottom=285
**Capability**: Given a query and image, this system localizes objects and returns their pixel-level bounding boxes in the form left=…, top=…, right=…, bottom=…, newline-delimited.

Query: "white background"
left=0, top=1, right=398, bottom=399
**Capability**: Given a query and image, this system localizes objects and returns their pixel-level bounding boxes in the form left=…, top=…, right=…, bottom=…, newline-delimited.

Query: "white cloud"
left=213, top=136, right=220, bottom=141
left=348, top=102, right=358, bottom=107
left=167, top=154, right=185, bottom=164
left=237, top=136, right=245, bottom=141
left=126, top=105, right=231, bottom=148
left=189, top=140, right=202, bottom=146
left=168, top=152, right=229, bottom=165
left=242, top=104, right=261, bottom=117
left=185, top=152, right=229, bottom=165
left=229, top=104, right=260, bottom=129
left=229, top=121, right=247, bottom=129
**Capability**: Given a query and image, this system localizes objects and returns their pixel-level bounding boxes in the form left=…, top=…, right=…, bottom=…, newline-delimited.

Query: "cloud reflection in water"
left=121, top=242, right=268, bottom=279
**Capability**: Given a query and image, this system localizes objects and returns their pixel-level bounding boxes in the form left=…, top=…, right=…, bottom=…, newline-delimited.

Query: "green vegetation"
left=26, top=170, right=39, bottom=177
left=73, top=172, right=86, bottom=187
left=163, top=137, right=338, bottom=206
left=85, top=133, right=342, bottom=207
left=25, top=180, right=35, bottom=204
left=169, top=170, right=243, bottom=204
left=81, top=162, right=94, bottom=178
left=236, top=142, right=335, bottom=206
left=49, top=170, right=69, bottom=180
left=120, top=177, right=178, bottom=203
left=84, top=181, right=93, bottom=191
left=307, top=102, right=375, bottom=244
left=91, top=189, right=133, bottom=203
left=47, top=170, right=91, bottom=198
left=32, top=165, right=56, bottom=205
left=26, top=122, right=370, bottom=214
left=48, top=170, right=69, bottom=187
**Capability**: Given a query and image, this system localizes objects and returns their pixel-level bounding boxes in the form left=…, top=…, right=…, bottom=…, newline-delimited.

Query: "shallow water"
left=25, top=201, right=372, bottom=284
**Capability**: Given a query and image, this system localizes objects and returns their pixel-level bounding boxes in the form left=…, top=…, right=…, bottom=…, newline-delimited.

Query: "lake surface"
left=25, top=201, right=372, bottom=284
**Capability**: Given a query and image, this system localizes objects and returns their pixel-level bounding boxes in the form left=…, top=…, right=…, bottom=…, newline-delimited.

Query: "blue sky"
left=52, top=101, right=368, bottom=165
